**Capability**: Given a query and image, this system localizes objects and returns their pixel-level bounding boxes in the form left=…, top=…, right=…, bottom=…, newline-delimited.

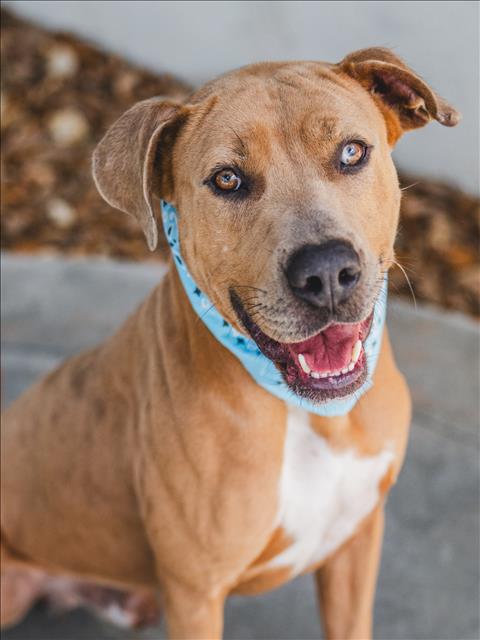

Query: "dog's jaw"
left=230, top=289, right=374, bottom=403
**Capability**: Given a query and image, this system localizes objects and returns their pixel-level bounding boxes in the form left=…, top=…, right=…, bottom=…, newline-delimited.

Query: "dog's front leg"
left=161, top=580, right=225, bottom=640
left=314, top=505, right=385, bottom=640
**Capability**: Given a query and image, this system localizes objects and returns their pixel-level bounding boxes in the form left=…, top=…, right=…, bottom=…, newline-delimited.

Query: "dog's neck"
left=160, top=201, right=387, bottom=416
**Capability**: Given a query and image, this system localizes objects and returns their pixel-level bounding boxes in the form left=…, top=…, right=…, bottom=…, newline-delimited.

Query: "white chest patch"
left=269, top=407, right=394, bottom=576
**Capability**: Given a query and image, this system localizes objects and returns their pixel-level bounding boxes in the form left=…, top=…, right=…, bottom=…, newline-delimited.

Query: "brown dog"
left=1, top=48, right=459, bottom=639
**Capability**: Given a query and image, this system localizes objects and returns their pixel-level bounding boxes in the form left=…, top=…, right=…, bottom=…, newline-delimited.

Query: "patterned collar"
left=161, top=201, right=386, bottom=417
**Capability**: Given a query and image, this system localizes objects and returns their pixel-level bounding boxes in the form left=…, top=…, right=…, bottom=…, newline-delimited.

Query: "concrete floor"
left=1, top=253, right=479, bottom=640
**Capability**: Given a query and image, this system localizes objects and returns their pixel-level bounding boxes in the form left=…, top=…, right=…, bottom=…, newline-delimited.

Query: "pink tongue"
left=287, top=323, right=361, bottom=373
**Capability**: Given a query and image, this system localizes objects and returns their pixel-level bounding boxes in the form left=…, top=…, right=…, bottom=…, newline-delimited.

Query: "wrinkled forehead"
left=184, top=63, right=385, bottom=170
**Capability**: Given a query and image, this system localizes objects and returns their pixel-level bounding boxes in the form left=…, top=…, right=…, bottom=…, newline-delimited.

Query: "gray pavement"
left=1, top=253, right=479, bottom=640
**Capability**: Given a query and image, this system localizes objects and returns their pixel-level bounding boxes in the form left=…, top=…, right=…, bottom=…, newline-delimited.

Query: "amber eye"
left=213, top=169, right=242, bottom=192
left=340, top=141, right=367, bottom=168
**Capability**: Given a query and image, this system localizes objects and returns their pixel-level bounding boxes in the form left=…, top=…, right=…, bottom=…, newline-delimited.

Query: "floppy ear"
left=92, top=97, right=189, bottom=251
left=337, top=47, right=460, bottom=144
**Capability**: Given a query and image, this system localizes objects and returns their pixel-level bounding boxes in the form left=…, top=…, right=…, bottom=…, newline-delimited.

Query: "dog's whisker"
left=234, top=285, right=267, bottom=293
left=399, top=181, right=421, bottom=191
left=195, top=303, right=216, bottom=326
left=392, top=259, right=417, bottom=310
left=240, top=294, right=262, bottom=303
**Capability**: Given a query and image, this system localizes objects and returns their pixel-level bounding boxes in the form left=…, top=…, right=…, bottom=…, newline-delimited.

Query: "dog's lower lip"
left=230, top=289, right=372, bottom=402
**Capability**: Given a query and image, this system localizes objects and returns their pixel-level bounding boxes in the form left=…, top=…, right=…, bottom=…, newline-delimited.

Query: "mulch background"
left=1, top=8, right=479, bottom=317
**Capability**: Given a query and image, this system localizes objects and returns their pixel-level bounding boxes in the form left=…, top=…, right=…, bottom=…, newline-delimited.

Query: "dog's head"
left=93, top=48, right=459, bottom=402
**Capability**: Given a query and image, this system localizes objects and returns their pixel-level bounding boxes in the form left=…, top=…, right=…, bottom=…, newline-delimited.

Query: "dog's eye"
left=340, top=142, right=367, bottom=168
left=213, top=169, right=242, bottom=192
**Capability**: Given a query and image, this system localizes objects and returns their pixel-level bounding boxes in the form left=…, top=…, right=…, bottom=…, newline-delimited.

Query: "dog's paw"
left=45, top=579, right=161, bottom=629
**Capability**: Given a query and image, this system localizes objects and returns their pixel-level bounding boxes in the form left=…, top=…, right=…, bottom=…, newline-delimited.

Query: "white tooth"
left=341, top=367, right=349, bottom=374
left=348, top=362, right=355, bottom=371
left=320, top=372, right=329, bottom=378
left=298, top=353, right=311, bottom=374
left=351, top=339, right=362, bottom=365
left=311, top=371, right=320, bottom=379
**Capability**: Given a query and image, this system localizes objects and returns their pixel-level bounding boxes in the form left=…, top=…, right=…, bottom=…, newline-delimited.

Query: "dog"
left=1, top=48, right=459, bottom=639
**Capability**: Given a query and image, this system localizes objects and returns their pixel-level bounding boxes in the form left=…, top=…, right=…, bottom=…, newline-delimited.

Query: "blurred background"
left=1, top=0, right=479, bottom=314
left=2, top=0, right=480, bottom=316
left=1, top=2, right=479, bottom=639
left=4, top=0, right=480, bottom=192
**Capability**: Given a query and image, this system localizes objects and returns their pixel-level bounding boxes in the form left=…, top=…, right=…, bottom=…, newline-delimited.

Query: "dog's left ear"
left=337, top=47, right=460, bottom=144
left=93, top=97, right=190, bottom=251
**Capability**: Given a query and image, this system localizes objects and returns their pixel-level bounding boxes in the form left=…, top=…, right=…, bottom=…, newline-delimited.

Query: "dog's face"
left=94, top=48, right=459, bottom=402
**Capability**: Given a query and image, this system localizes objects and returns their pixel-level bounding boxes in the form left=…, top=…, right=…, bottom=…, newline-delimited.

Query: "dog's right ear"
left=337, top=48, right=460, bottom=145
left=92, top=97, right=189, bottom=251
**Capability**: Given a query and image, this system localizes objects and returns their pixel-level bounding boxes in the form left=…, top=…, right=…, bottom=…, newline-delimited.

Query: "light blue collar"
left=161, top=201, right=386, bottom=417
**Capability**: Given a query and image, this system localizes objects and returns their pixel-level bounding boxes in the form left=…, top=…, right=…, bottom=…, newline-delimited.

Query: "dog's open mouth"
left=230, top=291, right=373, bottom=402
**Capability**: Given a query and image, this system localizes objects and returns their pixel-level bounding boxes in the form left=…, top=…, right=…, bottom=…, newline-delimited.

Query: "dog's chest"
left=269, top=407, right=393, bottom=576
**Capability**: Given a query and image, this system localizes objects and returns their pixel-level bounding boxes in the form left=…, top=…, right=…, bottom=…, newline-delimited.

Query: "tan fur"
left=1, top=49, right=458, bottom=638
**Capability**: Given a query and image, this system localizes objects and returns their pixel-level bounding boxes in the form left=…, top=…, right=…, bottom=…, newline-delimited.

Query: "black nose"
left=286, top=241, right=361, bottom=309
